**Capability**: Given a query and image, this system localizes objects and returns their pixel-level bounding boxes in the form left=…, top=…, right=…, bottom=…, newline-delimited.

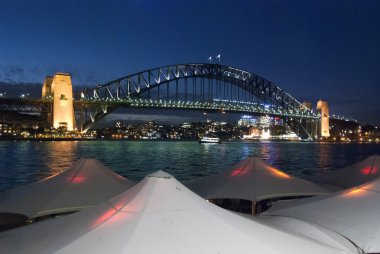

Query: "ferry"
left=199, top=137, right=221, bottom=144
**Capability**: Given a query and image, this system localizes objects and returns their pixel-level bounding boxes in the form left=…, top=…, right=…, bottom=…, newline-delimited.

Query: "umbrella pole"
left=251, top=201, right=256, bottom=216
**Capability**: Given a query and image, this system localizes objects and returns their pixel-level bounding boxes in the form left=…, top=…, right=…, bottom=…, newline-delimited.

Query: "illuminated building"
left=273, top=117, right=283, bottom=126
left=42, top=73, right=75, bottom=131
left=259, top=116, right=271, bottom=128
left=238, top=115, right=257, bottom=126
left=316, top=99, right=330, bottom=138
left=181, top=122, right=192, bottom=128
left=242, top=127, right=261, bottom=139
left=0, top=122, right=16, bottom=137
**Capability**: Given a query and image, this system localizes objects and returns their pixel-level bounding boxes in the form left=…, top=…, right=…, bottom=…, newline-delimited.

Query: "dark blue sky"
left=0, top=0, right=379, bottom=124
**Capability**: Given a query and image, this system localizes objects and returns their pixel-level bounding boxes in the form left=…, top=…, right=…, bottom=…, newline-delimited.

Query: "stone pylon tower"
left=42, top=76, right=53, bottom=98
left=42, top=76, right=54, bottom=126
left=42, top=73, right=75, bottom=131
left=316, top=100, right=330, bottom=138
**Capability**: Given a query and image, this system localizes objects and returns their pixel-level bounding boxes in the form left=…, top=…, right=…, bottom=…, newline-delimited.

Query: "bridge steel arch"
left=79, top=63, right=319, bottom=139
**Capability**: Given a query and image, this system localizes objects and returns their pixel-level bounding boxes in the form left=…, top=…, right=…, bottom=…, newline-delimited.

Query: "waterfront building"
left=259, top=115, right=271, bottom=128
left=329, top=118, right=359, bottom=141
left=181, top=122, right=191, bottom=128
left=0, top=122, right=16, bottom=137
left=238, top=115, right=257, bottom=126
left=242, top=127, right=261, bottom=139
left=272, top=116, right=283, bottom=126
left=238, top=115, right=273, bottom=128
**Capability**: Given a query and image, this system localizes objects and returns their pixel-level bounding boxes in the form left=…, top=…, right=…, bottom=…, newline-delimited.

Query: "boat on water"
left=300, top=137, right=314, bottom=142
left=199, top=137, right=221, bottom=144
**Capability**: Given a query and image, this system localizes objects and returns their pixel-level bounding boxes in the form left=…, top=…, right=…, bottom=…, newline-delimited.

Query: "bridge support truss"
left=78, top=64, right=319, bottom=139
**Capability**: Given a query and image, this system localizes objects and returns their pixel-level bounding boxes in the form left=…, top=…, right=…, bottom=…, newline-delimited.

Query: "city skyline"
left=0, top=0, right=379, bottom=125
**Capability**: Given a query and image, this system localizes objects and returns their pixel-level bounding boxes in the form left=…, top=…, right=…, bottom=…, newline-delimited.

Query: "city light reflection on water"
left=0, top=140, right=379, bottom=191
left=46, top=141, right=78, bottom=176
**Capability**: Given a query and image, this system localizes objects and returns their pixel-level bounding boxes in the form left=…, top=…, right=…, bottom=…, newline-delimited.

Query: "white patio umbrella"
left=186, top=156, right=328, bottom=213
left=0, top=158, right=134, bottom=220
left=317, top=155, right=380, bottom=189
left=263, top=176, right=380, bottom=253
left=0, top=171, right=358, bottom=254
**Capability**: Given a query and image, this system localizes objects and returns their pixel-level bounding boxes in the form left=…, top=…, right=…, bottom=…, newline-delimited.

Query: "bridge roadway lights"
left=79, top=98, right=317, bottom=119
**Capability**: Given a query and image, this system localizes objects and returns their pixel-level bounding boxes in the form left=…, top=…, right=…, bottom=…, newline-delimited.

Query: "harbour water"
left=0, top=140, right=379, bottom=192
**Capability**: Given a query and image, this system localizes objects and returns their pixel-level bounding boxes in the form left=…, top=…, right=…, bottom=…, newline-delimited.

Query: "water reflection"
left=314, top=144, right=334, bottom=174
left=45, top=141, right=79, bottom=176
left=0, top=141, right=379, bottom=191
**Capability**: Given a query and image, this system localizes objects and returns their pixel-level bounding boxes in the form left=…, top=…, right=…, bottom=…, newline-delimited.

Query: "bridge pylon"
left=42, top=73, right=76, bottom=131
left=316, top=99, right=330, bottom=139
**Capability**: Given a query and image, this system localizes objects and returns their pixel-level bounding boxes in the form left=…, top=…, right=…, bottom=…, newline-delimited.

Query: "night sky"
left=0, top=0, right=379, bottom=124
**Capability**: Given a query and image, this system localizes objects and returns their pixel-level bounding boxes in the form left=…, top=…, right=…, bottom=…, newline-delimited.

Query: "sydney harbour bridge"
left=0, top=63, right=322, bottom=140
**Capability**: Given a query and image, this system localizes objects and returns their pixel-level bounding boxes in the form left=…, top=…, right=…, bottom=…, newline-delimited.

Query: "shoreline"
left=0, top=137, right=378, bottom=144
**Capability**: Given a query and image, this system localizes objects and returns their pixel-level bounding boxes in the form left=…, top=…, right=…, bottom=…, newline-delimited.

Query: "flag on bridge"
left=216, top=54, right=221, bottom=62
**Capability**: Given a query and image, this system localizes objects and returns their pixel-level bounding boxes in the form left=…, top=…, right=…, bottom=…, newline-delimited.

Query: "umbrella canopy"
left=263, top=177, right=380, bottom=253
left=0, top=171, right=358, bottom=254
left=186, top=157, right=328, bottom=202
left=317, top=155, right=380, bottom=190
left=0, top=158, right=134, bottom=219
